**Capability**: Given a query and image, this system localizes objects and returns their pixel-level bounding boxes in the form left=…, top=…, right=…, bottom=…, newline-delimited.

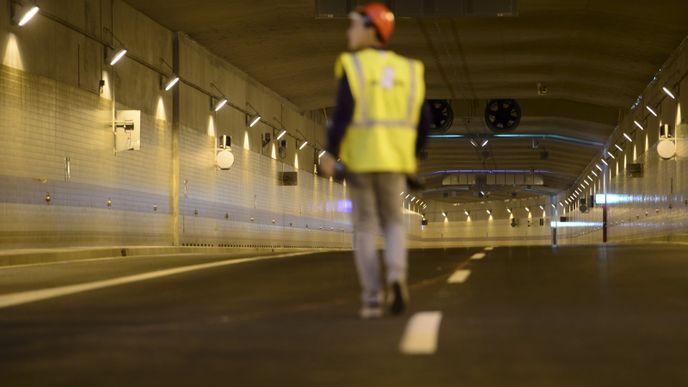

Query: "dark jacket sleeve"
left=325, top=74, right=354, bottom=158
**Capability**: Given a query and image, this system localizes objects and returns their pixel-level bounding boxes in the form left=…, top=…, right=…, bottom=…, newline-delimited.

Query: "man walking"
left=320, top=2, right=430, bottom=319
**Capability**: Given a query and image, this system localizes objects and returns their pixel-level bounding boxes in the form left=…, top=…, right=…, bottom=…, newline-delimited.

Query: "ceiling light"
left=634, top=121, right=644, bottom=131
left=109, top=48, right=127, bottom=66
left=298, top=141, right=308, bottom=151
left=164, top=76, right=180, bottom=91
left=276, top=129, right=287, bottom=141
left=623, top=133, right=633, bottom=142
left=646, top=106, right=658, bottom=117
left=249, top=115, right=261, bottom=128
left=614, top=144, right=623, bottom=152
left=662, top=86, right=676, bottom=100
left=16, top=5, right=39, bottom=27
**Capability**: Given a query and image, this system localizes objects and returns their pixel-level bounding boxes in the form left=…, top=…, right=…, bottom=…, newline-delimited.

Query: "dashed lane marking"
left=399, top=311, right=443, bottom=355
left=0, top=252, right=313, bottom=309
left=447, top=269, right=471, bottom=284
left=470, top=252, right=486, bottom=260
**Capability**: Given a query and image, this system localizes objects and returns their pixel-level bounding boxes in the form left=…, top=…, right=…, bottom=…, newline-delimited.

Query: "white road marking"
left=484, top=246, right=494, bottom=251
left=0, top=252, right=312, bottom=309
left=470, top=252, right=486, bottom=260
left=447, top=269, right=471, bottom=284
left=399, top=311, right=443, bottom=355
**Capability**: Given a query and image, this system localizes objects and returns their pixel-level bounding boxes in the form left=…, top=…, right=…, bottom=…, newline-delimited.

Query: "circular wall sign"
left=657, top=139, right=676, bottom=160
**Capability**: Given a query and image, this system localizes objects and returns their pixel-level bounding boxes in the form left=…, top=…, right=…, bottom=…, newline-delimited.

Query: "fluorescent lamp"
left=442, top=211, right=448, bottom=217
left=646, top=106, right=658, bottom=117
left=507, top=208, right=512, bottom=214
left=109, top=49, right=127, bottom=66
left=276, top=129, right=287, bottom=141
left=464, top=210, right=469, bottom=216
left=486, top=209, right=492, bottom=215
left=607, top=151, right=615, bottom=159
left=399, top=192, right=405, bottom=196
left=17, top=5, right=39, bottom=27
left=298, top=141, right=308, bottom=151
left=600, top=158, right=608, bottom=166
left=249, top=115, right=261, bottom=127
left=481, top=139, right=489, bottom=147
left=405, top=194, right=411, bottom=199
left=470, top=139, right=478, bottom=147
left=551, top=204, right=556, bottom=208
left=525, top=207, right=530, bottom=212
left=663, top=87, right=676, bottom=100
left=596, top=164, right=603, bottom=171
left=559, top=202, right=564, bottom=207
left=164, top=76, right=180, bottom=91
left=634, top=121, right=644, bottom=131
left=539, top=205, right=544, bottom=210
left=623, top=133, right=633, bottom=142
left=591, top=170, right=598, bottom=176
left=318, top=150, right=327, bottom=158
left=614, top=144, right=623, bottom=152
left=214, top=98, right=228, bottom=112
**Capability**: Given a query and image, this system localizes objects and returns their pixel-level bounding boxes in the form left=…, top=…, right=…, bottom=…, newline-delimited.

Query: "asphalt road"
left=1, top=245, right=688, bottom=386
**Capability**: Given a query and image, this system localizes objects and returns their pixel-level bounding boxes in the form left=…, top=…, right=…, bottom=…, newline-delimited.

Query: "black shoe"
left=389, top=281, right=409, bottom=316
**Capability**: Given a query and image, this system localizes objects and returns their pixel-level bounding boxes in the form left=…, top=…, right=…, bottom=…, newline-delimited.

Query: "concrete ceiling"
left=125, top=0, right=688, bottom=202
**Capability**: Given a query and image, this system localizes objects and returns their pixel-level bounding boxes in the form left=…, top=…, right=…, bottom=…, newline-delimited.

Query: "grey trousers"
left=348, top=172, right=407, bottom=305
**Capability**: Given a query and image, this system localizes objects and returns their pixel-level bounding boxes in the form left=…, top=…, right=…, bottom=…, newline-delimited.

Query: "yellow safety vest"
left=335, top=48, right=425, bottom=174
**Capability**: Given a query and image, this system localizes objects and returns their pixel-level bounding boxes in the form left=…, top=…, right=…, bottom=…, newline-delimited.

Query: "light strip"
left=109, top=49, right=127, bottom=66
left=662, top=87, right=676, bottom=100
left=214, top=98, right=228, bottom=112
left=18, top=6, right=39, bottom=26
left=249, top=116, right=261, bottom=127
left=164, top=76, right=180, bottom=91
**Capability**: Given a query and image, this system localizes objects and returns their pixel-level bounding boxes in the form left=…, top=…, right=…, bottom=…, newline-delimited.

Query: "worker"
left=319, top=2, right=431, bottom=319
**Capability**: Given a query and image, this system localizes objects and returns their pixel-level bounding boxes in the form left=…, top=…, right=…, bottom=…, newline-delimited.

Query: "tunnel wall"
left=556, top=38, right=688, bottom=245
left=0, top=0, right=409, bottom=249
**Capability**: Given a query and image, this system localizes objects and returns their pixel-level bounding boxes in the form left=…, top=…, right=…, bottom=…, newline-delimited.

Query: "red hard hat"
left=354, top=2, right=395, bottom=43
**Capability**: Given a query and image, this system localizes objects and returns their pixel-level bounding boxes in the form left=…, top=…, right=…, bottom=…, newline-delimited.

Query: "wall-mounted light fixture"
left=298, top=140, right=309, bottom=151
left=275, top=129, right=287, bottom=141
left=108, top=48, right=127, bottom=66
left=210, top=83, right=229, bottom=111
left=162, top=74, right=180, bottom=91
left=623, top=133, right=633, bottom=142
left=662, top=86, right=676, bottom=100
left=634, top=120, right=644, bottom=131
left=646, top=106, right=658, bottom=117
left=11, top=2, right=39, bottom=27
